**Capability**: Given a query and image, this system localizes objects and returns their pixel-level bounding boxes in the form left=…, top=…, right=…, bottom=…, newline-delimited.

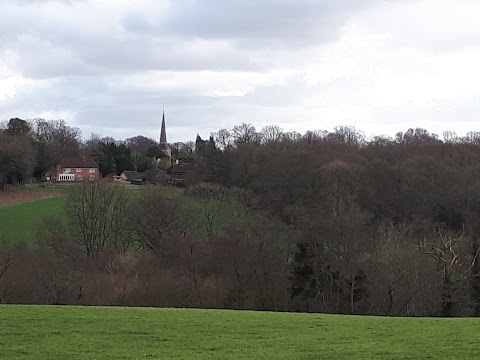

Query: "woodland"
left=2, top=118, right=480, bottom=317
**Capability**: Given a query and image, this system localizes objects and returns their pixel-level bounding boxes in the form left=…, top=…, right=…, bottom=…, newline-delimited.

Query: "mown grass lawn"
left=0, top=196, right=66, bottom=242
left=0, top=306, right=478, bottom=359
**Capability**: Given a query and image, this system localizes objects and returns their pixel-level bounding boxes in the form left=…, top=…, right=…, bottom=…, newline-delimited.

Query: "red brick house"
left=42, top=156, right=100, bottom=182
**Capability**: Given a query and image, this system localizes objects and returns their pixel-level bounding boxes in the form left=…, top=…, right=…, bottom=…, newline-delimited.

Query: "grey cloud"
left=0, top=73, right=230, bottom=140
left=4, top=0, right=471, bottom=143
left=79, top=38, right=254, bottom=73
left=3, top=36, right=254, bottom=79
left=0, top=69, right=300, bottom=141
left=0, top=0, right=383, bottom=79
left=123, top=0, right=380, bottom=48
left=3, top=0, right=81, bottom=3
left=1, top=27, right=256, bottom=79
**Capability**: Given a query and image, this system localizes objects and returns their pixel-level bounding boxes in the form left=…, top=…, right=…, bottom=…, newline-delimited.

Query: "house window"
left=77, top=175, right=83, bottom=181
left=64, top=168, right=71, bottom=173
left=76, top=168, right=82, bottom=172
left=58, top=174, right=75, bottom=181
left=89, top=168, right=96, bottom=173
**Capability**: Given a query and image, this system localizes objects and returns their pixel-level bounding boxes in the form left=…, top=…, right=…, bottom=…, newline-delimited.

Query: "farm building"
left=166, top=161, right=207, bottom=185
left=113, top=171, right=144, bottom=184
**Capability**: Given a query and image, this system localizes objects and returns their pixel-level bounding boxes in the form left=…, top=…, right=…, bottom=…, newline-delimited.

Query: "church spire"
left=160, top=109, right=167, bottom=144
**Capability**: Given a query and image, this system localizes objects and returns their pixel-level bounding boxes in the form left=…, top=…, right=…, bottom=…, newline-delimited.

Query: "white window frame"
left=89, top=168, right=96, bottom=173
left=76, top=168, right=82, bottom=172
left=58, top=173, right=75, bottom=181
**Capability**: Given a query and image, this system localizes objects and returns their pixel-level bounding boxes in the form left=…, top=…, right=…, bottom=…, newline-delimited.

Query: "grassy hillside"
left=0, top=185, right=252, bottom=243
left=0, top=306, right=478, bottom=359
left=0, top=196, right=65, bottom=241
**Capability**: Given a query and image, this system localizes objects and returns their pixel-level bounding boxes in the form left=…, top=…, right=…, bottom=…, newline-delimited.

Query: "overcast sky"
left=1, top=0, right=480, bottom=142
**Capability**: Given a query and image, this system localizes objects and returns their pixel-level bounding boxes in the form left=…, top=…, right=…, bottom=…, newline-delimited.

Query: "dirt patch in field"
left=0, top=189, right=62, bottom=207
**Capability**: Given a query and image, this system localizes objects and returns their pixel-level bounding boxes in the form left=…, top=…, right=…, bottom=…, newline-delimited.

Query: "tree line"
left=201, top=124, right=480, bottom=316
left=0, top=117, right=196, bottom=187
left=0, top=184, right=289, bottom=310
left=2, top=118, right=480, bottom=316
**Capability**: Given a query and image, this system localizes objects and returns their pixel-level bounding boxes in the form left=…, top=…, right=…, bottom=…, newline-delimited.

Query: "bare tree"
left=368, top=135, right=393, bottom=147
left=199, top=200, right=221, bottom=238
left=260, top=125, right=284, bottom=143
left=213, top=129, right=233, bottom=150
left=282, top=131, right=302, bottom=143
left=419, top=227, right=476, bottom=316
left=443, top=131, right=459, bottom=144
left=124, top=135, right=158, bottom=170
left=104, top=253, right=140, bottom=306
left=67, top=183, right=132, bottom=257
left=302, top=130, right=328, bottom=144
left=124, top=135, right=157, bottom=152
left=395, top=128, right=439, bottom=144
left=322, top=160, right=363, bottom=218
left=0, top=249, right=12, bottom=303
left=462, top=131, right=480, bottom=146
left=184, top=140, right=196, bottom=153
left=365, top=221, right=433, bottom=316
left=130, top=187, right=182, bottom=254
left=232, top=123, right=259, bottom=144
left=32, top=119, right=81, bottom=166
left=330, top=125, right=366, bottom=146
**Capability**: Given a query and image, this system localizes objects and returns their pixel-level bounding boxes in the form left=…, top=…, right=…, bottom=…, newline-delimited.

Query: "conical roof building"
left=159, top=110, right=170, bottom=150
left=156, top=109, right=172, bottom=169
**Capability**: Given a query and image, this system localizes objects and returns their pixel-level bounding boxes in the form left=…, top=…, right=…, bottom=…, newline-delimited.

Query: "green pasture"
left=22, top=185, right=71, bottom=193
left=0, top=305, right=478, bottom=359
left=0, top=196, right=66, bottom=242
left=0, top=185, right=255, bottom=243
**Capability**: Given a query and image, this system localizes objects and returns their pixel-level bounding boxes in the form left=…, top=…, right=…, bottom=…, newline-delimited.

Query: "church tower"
left=160, top=110, right=168, bottom=145
left=158, top=110, right=172, bottom=168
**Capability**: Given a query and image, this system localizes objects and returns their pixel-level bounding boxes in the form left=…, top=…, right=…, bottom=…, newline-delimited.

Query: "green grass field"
left=0, top=306, right=478, bottom=359
left=0, top=196, right=66, bottom=241
left=0, top=186, right=253, bottom=243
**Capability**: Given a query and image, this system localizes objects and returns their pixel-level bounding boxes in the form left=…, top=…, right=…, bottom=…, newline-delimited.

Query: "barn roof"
left=167, top=163, right=206, bottom=174
left=121, top=171, right=143, bottom=181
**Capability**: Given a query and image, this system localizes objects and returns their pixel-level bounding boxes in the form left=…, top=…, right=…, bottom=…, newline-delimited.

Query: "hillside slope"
left=0, top=196, right=65, bottom=241
left=0, top=306, right=478, bottom=359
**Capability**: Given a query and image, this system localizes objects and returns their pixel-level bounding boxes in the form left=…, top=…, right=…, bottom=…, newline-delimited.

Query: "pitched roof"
left=160, top=110, right=167, bottom=144
left=121, top=171, right=143, bottom=181
left=41, top=166, right=56, bottom=176
left=58, top=156, right=99, bottom=168
left=167, top=163, right=206, bottom=174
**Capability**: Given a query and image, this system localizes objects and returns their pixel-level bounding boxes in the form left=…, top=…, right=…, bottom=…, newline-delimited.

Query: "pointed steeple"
left=160, top=109, right=167, bottom=144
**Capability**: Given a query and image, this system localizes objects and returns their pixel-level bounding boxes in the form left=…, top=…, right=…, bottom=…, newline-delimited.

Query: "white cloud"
left=0, top=62, right=32, bottom=102
left=1, top=0, right=480, bottom=141
left=0, top=76, right=18, bottom=101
